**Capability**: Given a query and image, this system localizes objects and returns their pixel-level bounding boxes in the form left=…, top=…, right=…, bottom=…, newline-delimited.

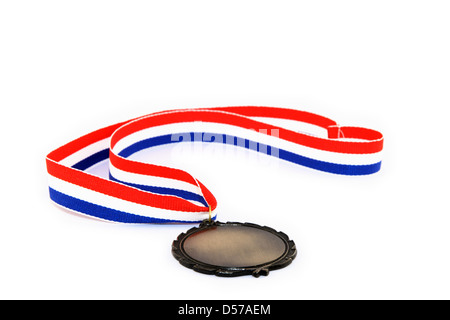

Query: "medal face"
left=172, top=220, right=297, bottom=277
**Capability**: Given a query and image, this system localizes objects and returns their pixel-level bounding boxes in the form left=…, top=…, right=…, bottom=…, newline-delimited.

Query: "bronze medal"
left=172, top=220, right=297, bottom=277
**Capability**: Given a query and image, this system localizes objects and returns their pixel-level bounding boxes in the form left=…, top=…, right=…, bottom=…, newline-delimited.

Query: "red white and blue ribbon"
left=46, top=106, right=384, bottom=223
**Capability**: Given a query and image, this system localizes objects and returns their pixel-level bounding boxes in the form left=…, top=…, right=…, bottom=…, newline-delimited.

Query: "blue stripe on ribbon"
left=278, top=149, right=381, bottom=175
left=72, top=149, right=109, bottom=171
left=117, top=132, right=381, bottom=176
left=48, top=188, right=203, bottom=223
left=118, top=135, right=176, bottom=158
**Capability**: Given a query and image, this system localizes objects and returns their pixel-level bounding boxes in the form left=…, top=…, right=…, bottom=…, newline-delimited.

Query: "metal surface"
left=172, top=220, right=297, bottom=277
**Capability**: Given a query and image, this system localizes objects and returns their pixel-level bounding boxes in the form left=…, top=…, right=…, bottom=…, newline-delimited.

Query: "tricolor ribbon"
left=46, top=106, right=383, bottom=223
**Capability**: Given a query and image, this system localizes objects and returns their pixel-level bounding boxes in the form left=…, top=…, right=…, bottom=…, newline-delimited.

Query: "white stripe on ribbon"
left=59, top=137, right=110, bottom=167
left=112, top=122, right=383, bottom=166
left=48, top=175, right=212, bottom=222
left=108, top=164, right=203, bottom=197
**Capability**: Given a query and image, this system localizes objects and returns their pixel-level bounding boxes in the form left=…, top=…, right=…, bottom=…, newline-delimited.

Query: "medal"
left=172, top=220, right=297, bottom=277
left=46, top=106, right=383, bottom=277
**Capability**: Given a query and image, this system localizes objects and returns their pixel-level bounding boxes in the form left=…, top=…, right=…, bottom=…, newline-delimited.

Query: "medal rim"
left=172, top=220, right=297, bottom=277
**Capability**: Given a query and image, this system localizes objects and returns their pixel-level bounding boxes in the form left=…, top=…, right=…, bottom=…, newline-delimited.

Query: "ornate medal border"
left=172, top=220, right=297, bottom=277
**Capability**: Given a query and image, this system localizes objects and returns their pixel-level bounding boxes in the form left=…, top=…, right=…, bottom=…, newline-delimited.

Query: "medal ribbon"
left=46, top=106, right=383, bottom=223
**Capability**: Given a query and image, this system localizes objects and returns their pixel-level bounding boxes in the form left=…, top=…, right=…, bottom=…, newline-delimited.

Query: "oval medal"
left=172, top=220, right=297, bottom=277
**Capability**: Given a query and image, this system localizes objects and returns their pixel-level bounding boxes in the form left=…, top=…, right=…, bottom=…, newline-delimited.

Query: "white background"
left=1, top=0, right=449, bottom=300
